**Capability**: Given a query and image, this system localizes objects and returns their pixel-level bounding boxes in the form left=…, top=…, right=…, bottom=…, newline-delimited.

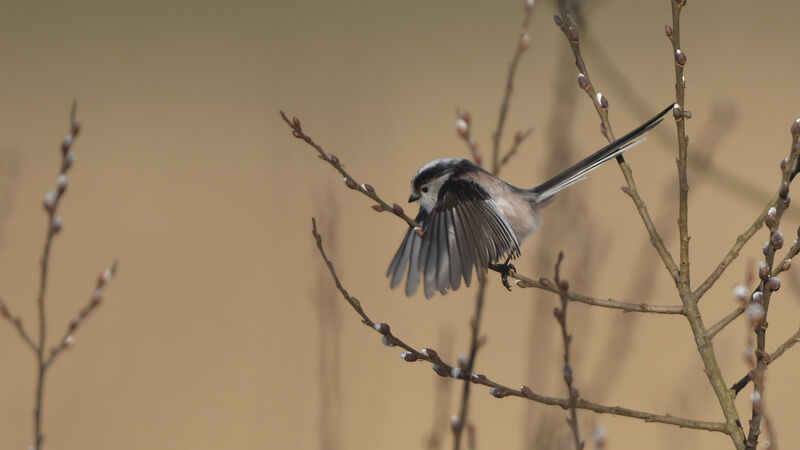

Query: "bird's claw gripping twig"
left=489, top=262, right=516, bottom=291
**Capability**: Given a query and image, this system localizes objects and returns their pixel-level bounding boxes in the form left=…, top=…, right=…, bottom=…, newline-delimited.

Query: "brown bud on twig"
left=792, top=119, right=800, bottom=137
left=392, top=203, right=404, bottom=215
left=563, top=364, right=573, bottom=385
left=553, top=307, right=564, bottom=321
left=762, top=241, right=769, bottom=255
left=520, top=385, right=533, bottom=397
left=400, top=351, right=417, bottom=362
left=373, top=322, right=390, bottom=335
left=539, top=277, right=551, bottom=287
left=371, top=204, right=384, bottom=212
left=51, top=216, right=63, bottom=233
left=771, top=230, right=784, bottom=249
left=61, top=135, right=74, bottom=155
left=664, top=25, right=673, bottom=38
left=780, top=181, right=790, bottom=198
left=752, top=291, right=763, bottom=304
left=344, top=177, right=357, bottom=190
left=784, top=196, right=791, bottom=209
left=451, top=367, right=469, bottom=380
left=520, top=33, right=530, bottom=50
left=765, top=207, right=777, bottom=228
left=781, top=258, right=792, bottom=271
left=71, top=119, right=81, bottom=137
left=758, top=261, right=770, bottom=281
left=568, top=27, right=579, bottom=43
left=56, top=174, right=67, bottom=194
left=489, top=387, right=506, bottom=398
left=329, top=154, right=340, bottom=166
left=524, top=0, right=535, bottom=11
left=292, top=116, right=301, bottom=128
left=361, top=183, right=374, bottom=193
left=292, top=130, right=302, bottom=139
left=432, top=364, right=450, bottom=377
left=577, top=73, right=589, bottom=91
left=381, top=335, right=396, bottom=347
left=597, top=93, right=608, bottom=110
left=456, top=119, right=469, bottom=138
left=421, top=348, right=438, bottom=359
left=64, top=151, right=75, bottom=171
left=675, top=49, right=686, bottom=67
left=781, top=157, right=788, bottom=171
left=91, top=290, right=103, bottom=307
left=553, top=15, right=563, bottom=26
left=768, top=277, right=781, bottom=291
left=43, top=191, right=56, bottom=212
left=471, top=373, right=486, bottom=383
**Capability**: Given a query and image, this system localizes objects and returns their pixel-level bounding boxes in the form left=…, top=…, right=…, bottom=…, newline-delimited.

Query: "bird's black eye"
left=421, top=186, right=428, bottom=193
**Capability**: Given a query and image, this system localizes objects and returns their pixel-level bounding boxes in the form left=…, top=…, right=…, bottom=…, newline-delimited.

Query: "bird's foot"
left=488, top=262, right=516, bottom=291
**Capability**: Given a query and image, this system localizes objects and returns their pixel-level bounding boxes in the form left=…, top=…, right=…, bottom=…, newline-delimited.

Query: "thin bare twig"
left=310, top=218, right=728, bottom=434
left=498, top=128, right=533, bottom=172
left=511, top=271, right=684, bottom=314
left=554, top=253, right=584, bottom=450
left=0, top=298, right=38, bottom=353
left=732, top=327, right=800, bottom=396
left=280, top=112, right=420, bottom=229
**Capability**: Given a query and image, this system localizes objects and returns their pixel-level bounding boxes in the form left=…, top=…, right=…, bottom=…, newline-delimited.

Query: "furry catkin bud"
left=64, top=151, right=75, bottom=170
left=675, top=49, right=686, bottom=67
left=524, top=0, right=535, bottom=11
left=768, top=277, right=781, bottom=291
left=780, top=181, right=790, bottom=198
left=451, top=367, right=468, bottom=379
left=51, top=216, right=63, bottom=233
left=43, top=191, right=57, bottom=212
left=758, top=261, right=770, bottom=281
left=751, top=291, right=763, bottom=304
left=381, top=335, right=396, bottom=347
left=471, top=373, right=486, bottom=383
left=771, top=230, right=784, bottom=249
left=489, top=387, right=506, bottom=398
left=56, top=174, right=67, bottom=194
left=61, top=135, right=73, bottom=154
left=373, top=322, right=390, bottom=335
left=733, top=284, right=749, bottom=301
left=520, top=33, right=530, bottom=50
left=400, top=351, right=417, bottom=362
left=456, top=119, right=468, bottom=137
left=746, top=303, right=765, bottom=323
left=766, top=207, right=777, bottom=228
left=421, top=348, right=438, bottom=359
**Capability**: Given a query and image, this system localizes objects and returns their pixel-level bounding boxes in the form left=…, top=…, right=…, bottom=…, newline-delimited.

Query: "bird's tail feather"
left=529, top=103, right=675, bottom=202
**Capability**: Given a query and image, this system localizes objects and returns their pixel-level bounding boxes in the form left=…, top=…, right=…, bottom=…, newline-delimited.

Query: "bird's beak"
left=408, top=193, right=420, bottom=203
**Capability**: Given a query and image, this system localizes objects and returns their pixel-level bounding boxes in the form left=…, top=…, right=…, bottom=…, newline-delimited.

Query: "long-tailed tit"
left=388, top=103, right=675, bottom=298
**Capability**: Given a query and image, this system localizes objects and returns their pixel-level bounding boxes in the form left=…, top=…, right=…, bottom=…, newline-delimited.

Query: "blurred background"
left=1, top=0, right=799, bottom=448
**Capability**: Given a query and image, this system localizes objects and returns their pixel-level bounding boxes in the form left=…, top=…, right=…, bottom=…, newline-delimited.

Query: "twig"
left=667, top=3, right=691, bottom=294
left=498, top=128, right=533, bottom=173
left=731, top=327, right=800, bottom=396
left=511, top=271, right=684, bottom=314
left=491, top=0, right=535, bottom=174
left=0, top=298, right=38, bottom=353
left=452, top=279, right=487, bottom=450
left=33, top=101, right=81, bottom=449
left=554, top=0, right=680, bottom=285
left=553, top=253, right=584, bottom=450
left=746, top=128, right=800, bottom=449
left=280, top=111, right=420, bottom=229
left=456, top=109, right=482, bottom=166
left=310, top=218, right=728, bottom=434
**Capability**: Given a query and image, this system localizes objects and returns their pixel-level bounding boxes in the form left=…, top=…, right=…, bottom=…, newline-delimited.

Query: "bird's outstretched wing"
left=387, top=179, right=520, bottom=298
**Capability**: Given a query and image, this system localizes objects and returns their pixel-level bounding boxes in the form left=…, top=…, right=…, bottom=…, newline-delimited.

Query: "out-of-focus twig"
left=0, top=298, right=37, bottom=352
left=310, top=218, right=728, bottom=433
left=553, top=253, right=584, bottom=450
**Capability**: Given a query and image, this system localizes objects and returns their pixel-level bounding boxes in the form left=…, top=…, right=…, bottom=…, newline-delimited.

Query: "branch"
left=510, top=271, right=684, bottom=314
left=553, top=253, right=584, bottom=450
left=280, top=111, right=420, bottom=229
left=731, top=327, right=800, bottom=396
left=491, top=0, right=535, bottom=174
left=310, top=218, right=728, bottom=434
left=45, top=262, right=118, bottom=369
left=554, top=1, right=680, bottom=285
left=0, top=298, right=38, bottom=353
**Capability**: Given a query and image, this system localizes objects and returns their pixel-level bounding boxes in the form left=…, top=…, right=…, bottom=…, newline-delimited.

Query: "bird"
left=387, top=103, right=676, bottom=298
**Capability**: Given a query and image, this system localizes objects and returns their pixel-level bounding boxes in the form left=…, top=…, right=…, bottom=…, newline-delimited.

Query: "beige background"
left=1, top=0, right=799, bottom=449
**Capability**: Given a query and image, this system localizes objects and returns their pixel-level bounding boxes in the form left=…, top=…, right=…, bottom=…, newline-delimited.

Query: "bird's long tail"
left=528, top=103, right=675, bottom=202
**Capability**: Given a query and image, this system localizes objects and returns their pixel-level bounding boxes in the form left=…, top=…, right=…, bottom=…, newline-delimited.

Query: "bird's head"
left=409, top=158, right=477, bottom=212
